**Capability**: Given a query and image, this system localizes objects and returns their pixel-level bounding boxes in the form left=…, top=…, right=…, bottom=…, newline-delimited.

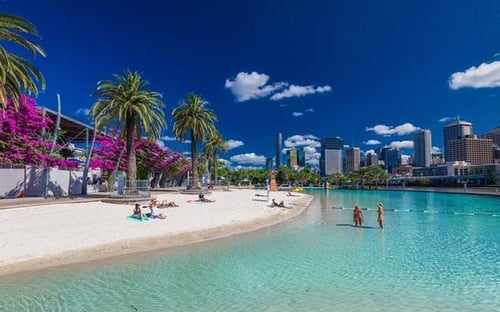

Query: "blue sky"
left=3, top=0, right=500, bottom=169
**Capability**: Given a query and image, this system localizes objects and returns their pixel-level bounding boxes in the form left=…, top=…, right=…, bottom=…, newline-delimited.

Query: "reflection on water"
left=0, top=189, right=498, bottom=312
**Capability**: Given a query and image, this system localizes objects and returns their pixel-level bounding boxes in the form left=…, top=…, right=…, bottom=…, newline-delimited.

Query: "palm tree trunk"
left=126, top=116, right=137, bottom=189
left=213, top=153, right=218, bottom=186
left=190, top=130, right=200, bottom=189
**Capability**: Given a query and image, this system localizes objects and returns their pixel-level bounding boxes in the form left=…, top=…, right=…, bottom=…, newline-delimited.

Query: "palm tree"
left=203, top=131, right=228, bottom=186
left=172, top=92, right=217, bottom=189
left=91, top=70, right=167, bottom=184
left=0, top=13, right=46, bottom=108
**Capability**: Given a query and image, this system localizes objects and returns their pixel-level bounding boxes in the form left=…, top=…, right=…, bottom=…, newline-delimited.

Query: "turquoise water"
left=0, top=190, right=499, bottom=311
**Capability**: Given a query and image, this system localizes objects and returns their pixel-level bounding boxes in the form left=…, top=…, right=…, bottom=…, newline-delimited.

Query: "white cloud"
left=284, top=134, right=321, bottom=148
left=432, top=146, right=442, bottom=153
left=270, top=84, right=332, bottom=101
left=225, top=72, right=286, bottom=102
left=363, top=139, right=381, bottom=145
left=75, top=108, right=90, bottom=116
left=449, top=61, right=500, bottom=90
left=366, top=123, right=420, bottom=136
left=439, top=117, right=452, bottom=123
left=226, top=139, right=244, bottom=150
left=160, top=135, right=191, bottom=144
left=161, top=135, right=177, bottom=141
left=219, top=158, right=232, bottom=167
left=292, top=112, right=303, bottom=117
left=389, top=140, right=414, bottom=149
left=230, top=153, right=266, bottom=165
left=364, top=149, right=376, bottom=155
left=304, top=146, right=320, bottom=167
left=225, top=71, right=332, bottom=102
left=305, top=108, right=314, bottom=112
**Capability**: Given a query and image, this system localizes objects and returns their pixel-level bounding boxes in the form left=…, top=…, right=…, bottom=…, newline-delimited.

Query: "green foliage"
left=172, top=92, right=217, bottom=189
left=0, top=13, right=46, bottom=108
left=91, top=70, right=167, bottom=182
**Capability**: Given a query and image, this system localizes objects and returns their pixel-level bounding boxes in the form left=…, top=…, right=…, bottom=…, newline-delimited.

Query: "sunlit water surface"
left=0, top=190, right=499, bottom=311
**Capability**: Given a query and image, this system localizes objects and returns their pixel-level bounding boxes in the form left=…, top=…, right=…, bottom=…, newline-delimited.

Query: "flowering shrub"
left=0, top=95, right=78, bottom=168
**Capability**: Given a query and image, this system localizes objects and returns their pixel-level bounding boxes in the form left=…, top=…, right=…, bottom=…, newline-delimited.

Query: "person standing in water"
left=377, top=202, right=384, bottom=229
left=353, top=205, right=363, bottom=226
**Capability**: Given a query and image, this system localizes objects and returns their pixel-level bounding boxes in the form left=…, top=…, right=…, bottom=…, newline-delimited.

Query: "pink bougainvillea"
left=0, top=95, right=78, bottom=168
left=0, top=95, right=189, bottom=176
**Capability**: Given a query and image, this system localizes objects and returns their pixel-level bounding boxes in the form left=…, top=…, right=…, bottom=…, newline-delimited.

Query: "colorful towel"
left=127, top=216, right=150, bottom=222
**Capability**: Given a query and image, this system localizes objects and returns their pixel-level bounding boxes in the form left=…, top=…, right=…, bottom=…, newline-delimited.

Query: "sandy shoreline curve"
left=0, top=189, right=313, bottom=277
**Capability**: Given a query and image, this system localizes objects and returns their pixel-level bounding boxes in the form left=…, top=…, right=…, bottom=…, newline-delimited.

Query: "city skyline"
left=3, top=1, right=500, bottom=169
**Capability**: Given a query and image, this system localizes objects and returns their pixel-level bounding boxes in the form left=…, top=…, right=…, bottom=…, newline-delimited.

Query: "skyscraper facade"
left=443, top=119, right=473, bottom=162
left=366, top=152, right=378, bottom=166
left=297, top=147, right=306, bottom=167
left=266, top=157, right=273, bottom=171
left=448, top=136, right=493, bottom=165
left=320, top=137, right=344, bottom=176
left=275, top=132, right=282, bottom=168
left=378, top=147, right=401, bottom=173
left=346, top=147, right=360, bottom=174
left=287, top=148, right=298, bottom=167
left=484, top=126, right=500, bottom=147
left=413, top=129, right=432, bottom=167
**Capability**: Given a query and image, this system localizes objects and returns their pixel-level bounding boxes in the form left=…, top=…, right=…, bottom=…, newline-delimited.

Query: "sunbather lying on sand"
left=159, top=200, right=179, bottom=208
left=198, top=193, right=215, bottom=203
left=271, top=199, right=287, bottom=208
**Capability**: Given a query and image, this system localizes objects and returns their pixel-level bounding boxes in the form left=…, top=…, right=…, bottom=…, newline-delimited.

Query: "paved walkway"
left=0, top=193, right=114, bottom=210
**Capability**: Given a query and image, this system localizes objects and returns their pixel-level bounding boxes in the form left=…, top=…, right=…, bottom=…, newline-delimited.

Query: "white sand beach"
left=0, top=189, right=312, bottom=276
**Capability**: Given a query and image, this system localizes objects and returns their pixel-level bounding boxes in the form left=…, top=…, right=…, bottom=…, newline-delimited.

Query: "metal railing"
left=116, top=179, right=151, bottom=198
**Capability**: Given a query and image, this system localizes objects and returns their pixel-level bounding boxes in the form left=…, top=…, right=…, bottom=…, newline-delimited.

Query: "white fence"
left=0, top=167, right=85, bottom=198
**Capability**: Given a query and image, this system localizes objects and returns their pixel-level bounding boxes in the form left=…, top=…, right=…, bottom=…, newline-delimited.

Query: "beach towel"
left=127, top=216, right=150, bottom=222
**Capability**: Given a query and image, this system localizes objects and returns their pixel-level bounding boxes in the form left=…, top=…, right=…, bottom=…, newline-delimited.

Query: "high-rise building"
left=320, top=137, right=343, bottom=176
left=448, top=136, right=493, bottom=165
left=287, top=148, right=298, bottom=167
left=378, top=147, right=401, bottom=173
left=366, top=152, right=378, bottom=166
left=443, top=119, right=473, bottom=162
left=413, top=129, right=432, bottom=167
left=297, top=147, right=306, bottom=167
left=484, top=126, right=500, bottom=147
left=266, top=157, right=273, bottom=171
left=346, top=147, right=360, bottom=174
left=275, top=133, right=282, bottom=168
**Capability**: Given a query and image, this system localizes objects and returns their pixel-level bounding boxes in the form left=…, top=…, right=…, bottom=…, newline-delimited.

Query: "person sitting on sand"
left=132, top=203, right=146, bottom=219
left=287, top=191, right=300, bottom=197
left=198, top=193, right=215, bottom=203
left=353, top=205, right=363, bottom=226
left=146, top=201, right=166, bottom=219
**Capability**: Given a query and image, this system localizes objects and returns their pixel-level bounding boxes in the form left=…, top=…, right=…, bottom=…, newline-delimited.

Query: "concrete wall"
left=0, top=167, right=84, bottom=198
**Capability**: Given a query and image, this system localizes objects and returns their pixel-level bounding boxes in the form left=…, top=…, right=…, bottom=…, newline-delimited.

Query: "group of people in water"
left=353, top=202, right=384, bottom=229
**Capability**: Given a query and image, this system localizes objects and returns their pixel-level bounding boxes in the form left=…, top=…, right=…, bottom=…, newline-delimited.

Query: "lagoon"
left=0, top=189, right=498, bottom=311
